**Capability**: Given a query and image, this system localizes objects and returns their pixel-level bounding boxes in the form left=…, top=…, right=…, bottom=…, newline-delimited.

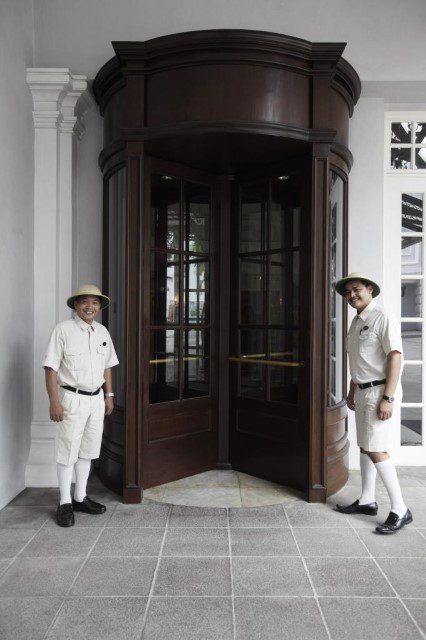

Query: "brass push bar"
left=149, top=356, right=206, bottom=364
left=229, top=356, right=304, bottom=368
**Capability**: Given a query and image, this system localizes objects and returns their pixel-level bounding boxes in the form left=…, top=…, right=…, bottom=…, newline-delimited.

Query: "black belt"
left=61, top=385, right=102, bottom=396
left=358, top=379, right=386, bottom=390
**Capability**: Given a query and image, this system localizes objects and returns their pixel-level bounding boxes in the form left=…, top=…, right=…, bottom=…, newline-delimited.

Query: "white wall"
left=0, top=0, right=34, bottom=508
left=32, top=0, right=426, bottom=81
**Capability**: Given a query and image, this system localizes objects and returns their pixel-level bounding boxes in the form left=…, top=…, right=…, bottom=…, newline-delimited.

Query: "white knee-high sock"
left=57, top=463, right=74, bottom=505
left=74, top=458, right=92, bottom=502
left=375, top=458, right=407, bottom=518
left=359, top=452, right=377, bottom=505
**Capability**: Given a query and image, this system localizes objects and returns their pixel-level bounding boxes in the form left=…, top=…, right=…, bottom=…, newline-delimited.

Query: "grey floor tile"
left=46, top=597, right=148, bottom=640
left=91, top=527, right=164, bottom=556
left=8, top=488, right=58, bottom=507
left=337, top=506, right=390, bottom=529
left=229, top=505, right=288, bottom=528
left=163, top=527, right=229, bottom=556
left=0, top=557, right=84, bottom=596
left=403, top=599, right=426, bottom=634
left=404, top=502, right=426, bottom=527
left=0, top=529, right=37, bottom=558
left=357, top=527, right=426, bottom=557
left=320, top=597, right=423, bottom=640
left=233, top=557, right=312, bottom=596
left=0, top=506, right=50, bottom=529
left=20, top=526, right=101, bottom=557
left=305, top=557, right=394, bottom=597
left=70, top=557, right=157, bottom=596
left=293, top=527, right=369, bottom=557
left=0, top=559, right=11, bottom=576
left=231, top=527, right=298, bottom=556
left=168, top=506, right=228, bottom=528
left=108, top=503, right=170, bottom=527
left=0, top=597, right=62, bottom=640
left=285, top=503, right=350, bottom=528
left=377, top=558, right=426, bottom=597
left=142, top=597, right=234, bottom=640
left=235, top=597, right=328, bottom=640
left=153, top=557, right=231, bottom=595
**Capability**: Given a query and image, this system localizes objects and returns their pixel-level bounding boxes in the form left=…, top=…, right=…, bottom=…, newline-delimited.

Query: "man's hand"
left=50, top=400, right=64, bottom=422
left=105, top=396, right=114, bottom=416
left=377, top=399, right=393, bottom=421
left=347, top=392, right=356, bottom=411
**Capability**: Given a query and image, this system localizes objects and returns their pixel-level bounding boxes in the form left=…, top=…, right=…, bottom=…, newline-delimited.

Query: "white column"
left=26, top=69, right=91, bottom=486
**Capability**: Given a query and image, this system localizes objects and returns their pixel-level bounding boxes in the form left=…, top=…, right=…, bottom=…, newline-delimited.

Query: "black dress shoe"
left=335, top=499, right=378, bottom=515
left=56, top=503, right=74, bottom=527
left=72, top=496, right=106, bottom=515
left=375, top=509, right=413, bottom=534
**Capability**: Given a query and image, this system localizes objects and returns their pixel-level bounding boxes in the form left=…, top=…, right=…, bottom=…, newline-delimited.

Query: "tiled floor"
left=0, top=469, right=425, bottom=639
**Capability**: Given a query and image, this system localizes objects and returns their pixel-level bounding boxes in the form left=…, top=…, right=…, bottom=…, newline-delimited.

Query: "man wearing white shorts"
left=335, top=272, right=412, bottom=534
left=43, top=284, right=119, bottom=527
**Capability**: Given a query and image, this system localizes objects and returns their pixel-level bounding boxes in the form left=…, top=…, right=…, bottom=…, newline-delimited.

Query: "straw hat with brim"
left=335, top=272, right=381, bottom=298
left=67, top=284, right=110, bottom=310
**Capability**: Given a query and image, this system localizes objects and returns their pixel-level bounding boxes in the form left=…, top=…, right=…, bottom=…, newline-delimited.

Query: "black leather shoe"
left=56, top=503, right=74, bottom=527
left=375, top=509, right=413, bottom=534
left=335, top=499, right=378, bottom=515
left=72, top=496, right=106, bottom=515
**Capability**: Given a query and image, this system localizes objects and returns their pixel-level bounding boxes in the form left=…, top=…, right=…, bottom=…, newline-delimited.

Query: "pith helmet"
left=335, top=272, right=380, bottom=298
left=67, top=284, right=110, bottom=310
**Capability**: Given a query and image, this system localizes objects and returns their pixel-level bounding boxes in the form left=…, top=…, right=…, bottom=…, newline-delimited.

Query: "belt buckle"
left=369, top=382, right=374, bottom=388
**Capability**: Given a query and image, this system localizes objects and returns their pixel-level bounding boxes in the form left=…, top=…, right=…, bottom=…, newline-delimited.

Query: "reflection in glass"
left=240, top=182, right=267, bottom=253
left=269, top=329, right=298, bottom=362
left=401, top=238, right=422, bottom=274
left=270, top=177, right=301, bottom=250
left=184, top=258, right=208, bottom=324
left=240, top=258, right=265, bottom=324
left=270, top=367, right=298, bottom=403
left=151, top=253, right=179, bottom=324
left=414, top=123, right=426, bottom=144
left=401, top=280, right=422, bottom=317
left=240, top=363, right=265, bottom=398
left=184, top=182, right=210, bottom=253
left=149, top=330, right=179, bottom=403
left=391, top=122, right=411, bottom=144
left=151, top=175, right=180, bottom=250
left=401, top=407, right=422, bottom=446
left=402, top=322, right=422, bottom=360
left=183, top=329, right=209, bottom=398
left=107, top=168, right=126, bottom=407
left=391, top=148, right=411, bottom=169
left=401, top=193, right=423, bottom=233
left=401, top=365, right=422, bottom=403
left=269, top=252, right=299, bottom=326
left=415, top=148, right=426, bottom=169
left=328, top=172, right=345, bottom=406
left=240, top=328, right=264, bottom=358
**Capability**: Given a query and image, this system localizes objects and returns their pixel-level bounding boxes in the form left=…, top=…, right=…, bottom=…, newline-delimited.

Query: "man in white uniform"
left=335, top=273, right=412, bottom=534
left=43, top=284, right=119, bottom=527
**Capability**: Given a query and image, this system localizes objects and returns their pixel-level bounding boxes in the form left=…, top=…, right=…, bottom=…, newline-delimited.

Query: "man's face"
left=343, top=280, right=373, bottom=312
left=74, top=295, right=101, bottom=323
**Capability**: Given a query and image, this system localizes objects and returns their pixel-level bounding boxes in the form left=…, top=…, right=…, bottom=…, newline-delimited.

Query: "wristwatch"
left=105, top=392, right=115, bottom=397
left=382, top=395, right=395, bottom=403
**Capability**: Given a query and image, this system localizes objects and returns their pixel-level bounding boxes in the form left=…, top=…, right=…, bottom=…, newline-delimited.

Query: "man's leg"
left=57, top=462, right=74, bottom=505
left=367, top=451, right=406, bottom=517
left=359, top=448, right=377, bottom=505
left=73, top=457, right=92, bottom=503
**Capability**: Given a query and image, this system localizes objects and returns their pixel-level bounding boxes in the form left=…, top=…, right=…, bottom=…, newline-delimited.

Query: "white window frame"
left=384, top=111, right=426, bottom=464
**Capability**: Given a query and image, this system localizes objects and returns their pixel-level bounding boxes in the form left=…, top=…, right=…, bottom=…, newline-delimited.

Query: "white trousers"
left=56, top=388, right=105, bottom=466
left=354, top=383, right=402, bottom=452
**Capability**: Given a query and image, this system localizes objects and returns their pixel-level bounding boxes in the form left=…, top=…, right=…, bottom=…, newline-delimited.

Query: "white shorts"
left=354, top=383, right=401, bottom=452
left=56, top=388, right=105, bottom=466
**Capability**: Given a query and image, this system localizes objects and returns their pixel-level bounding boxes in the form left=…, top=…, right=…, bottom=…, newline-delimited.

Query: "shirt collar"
left=73, top=315, right=95, bottom=332
left=357, top=299, right=377, bottom=322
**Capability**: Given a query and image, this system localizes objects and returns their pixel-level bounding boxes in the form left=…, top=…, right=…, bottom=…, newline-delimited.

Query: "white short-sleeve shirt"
left=347, top=299, right=403, bottom=384
left=43, top=316, right=119, bottom=392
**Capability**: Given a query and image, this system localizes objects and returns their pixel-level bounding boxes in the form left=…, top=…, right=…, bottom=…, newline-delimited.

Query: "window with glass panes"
left=401, top=192, right=424, bottom=445
left=390, top=121, right=426, bottom=170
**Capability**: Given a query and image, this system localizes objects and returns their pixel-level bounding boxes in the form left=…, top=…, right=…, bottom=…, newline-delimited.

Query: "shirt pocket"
left=359, top=330, right=379, bottom=355
left=96, top=344, right=108, bottom=368
left=63, top=348, right=84, bottom=371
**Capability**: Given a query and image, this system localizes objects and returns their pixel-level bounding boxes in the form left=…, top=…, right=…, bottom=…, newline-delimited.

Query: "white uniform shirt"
left=43, top=316, right=119, bottom=392
left=347, top=299, right=403, bottom=384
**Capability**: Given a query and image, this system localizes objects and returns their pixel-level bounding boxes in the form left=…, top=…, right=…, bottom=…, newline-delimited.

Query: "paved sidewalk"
left=0, top=469, right=425, bottom=639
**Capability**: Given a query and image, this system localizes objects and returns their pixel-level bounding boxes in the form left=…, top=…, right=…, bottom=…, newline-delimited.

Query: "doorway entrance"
left=93, top=29, right=360, bottom=502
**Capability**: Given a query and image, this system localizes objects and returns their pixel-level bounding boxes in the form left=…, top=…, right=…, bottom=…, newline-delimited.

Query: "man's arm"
left=44, top=367, right=63, bottom=422
left=347, top=379, right=356, bottom=411
left=103, top=368, right=114, bottom=416
left=378, top=351, right=402, bottom=421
